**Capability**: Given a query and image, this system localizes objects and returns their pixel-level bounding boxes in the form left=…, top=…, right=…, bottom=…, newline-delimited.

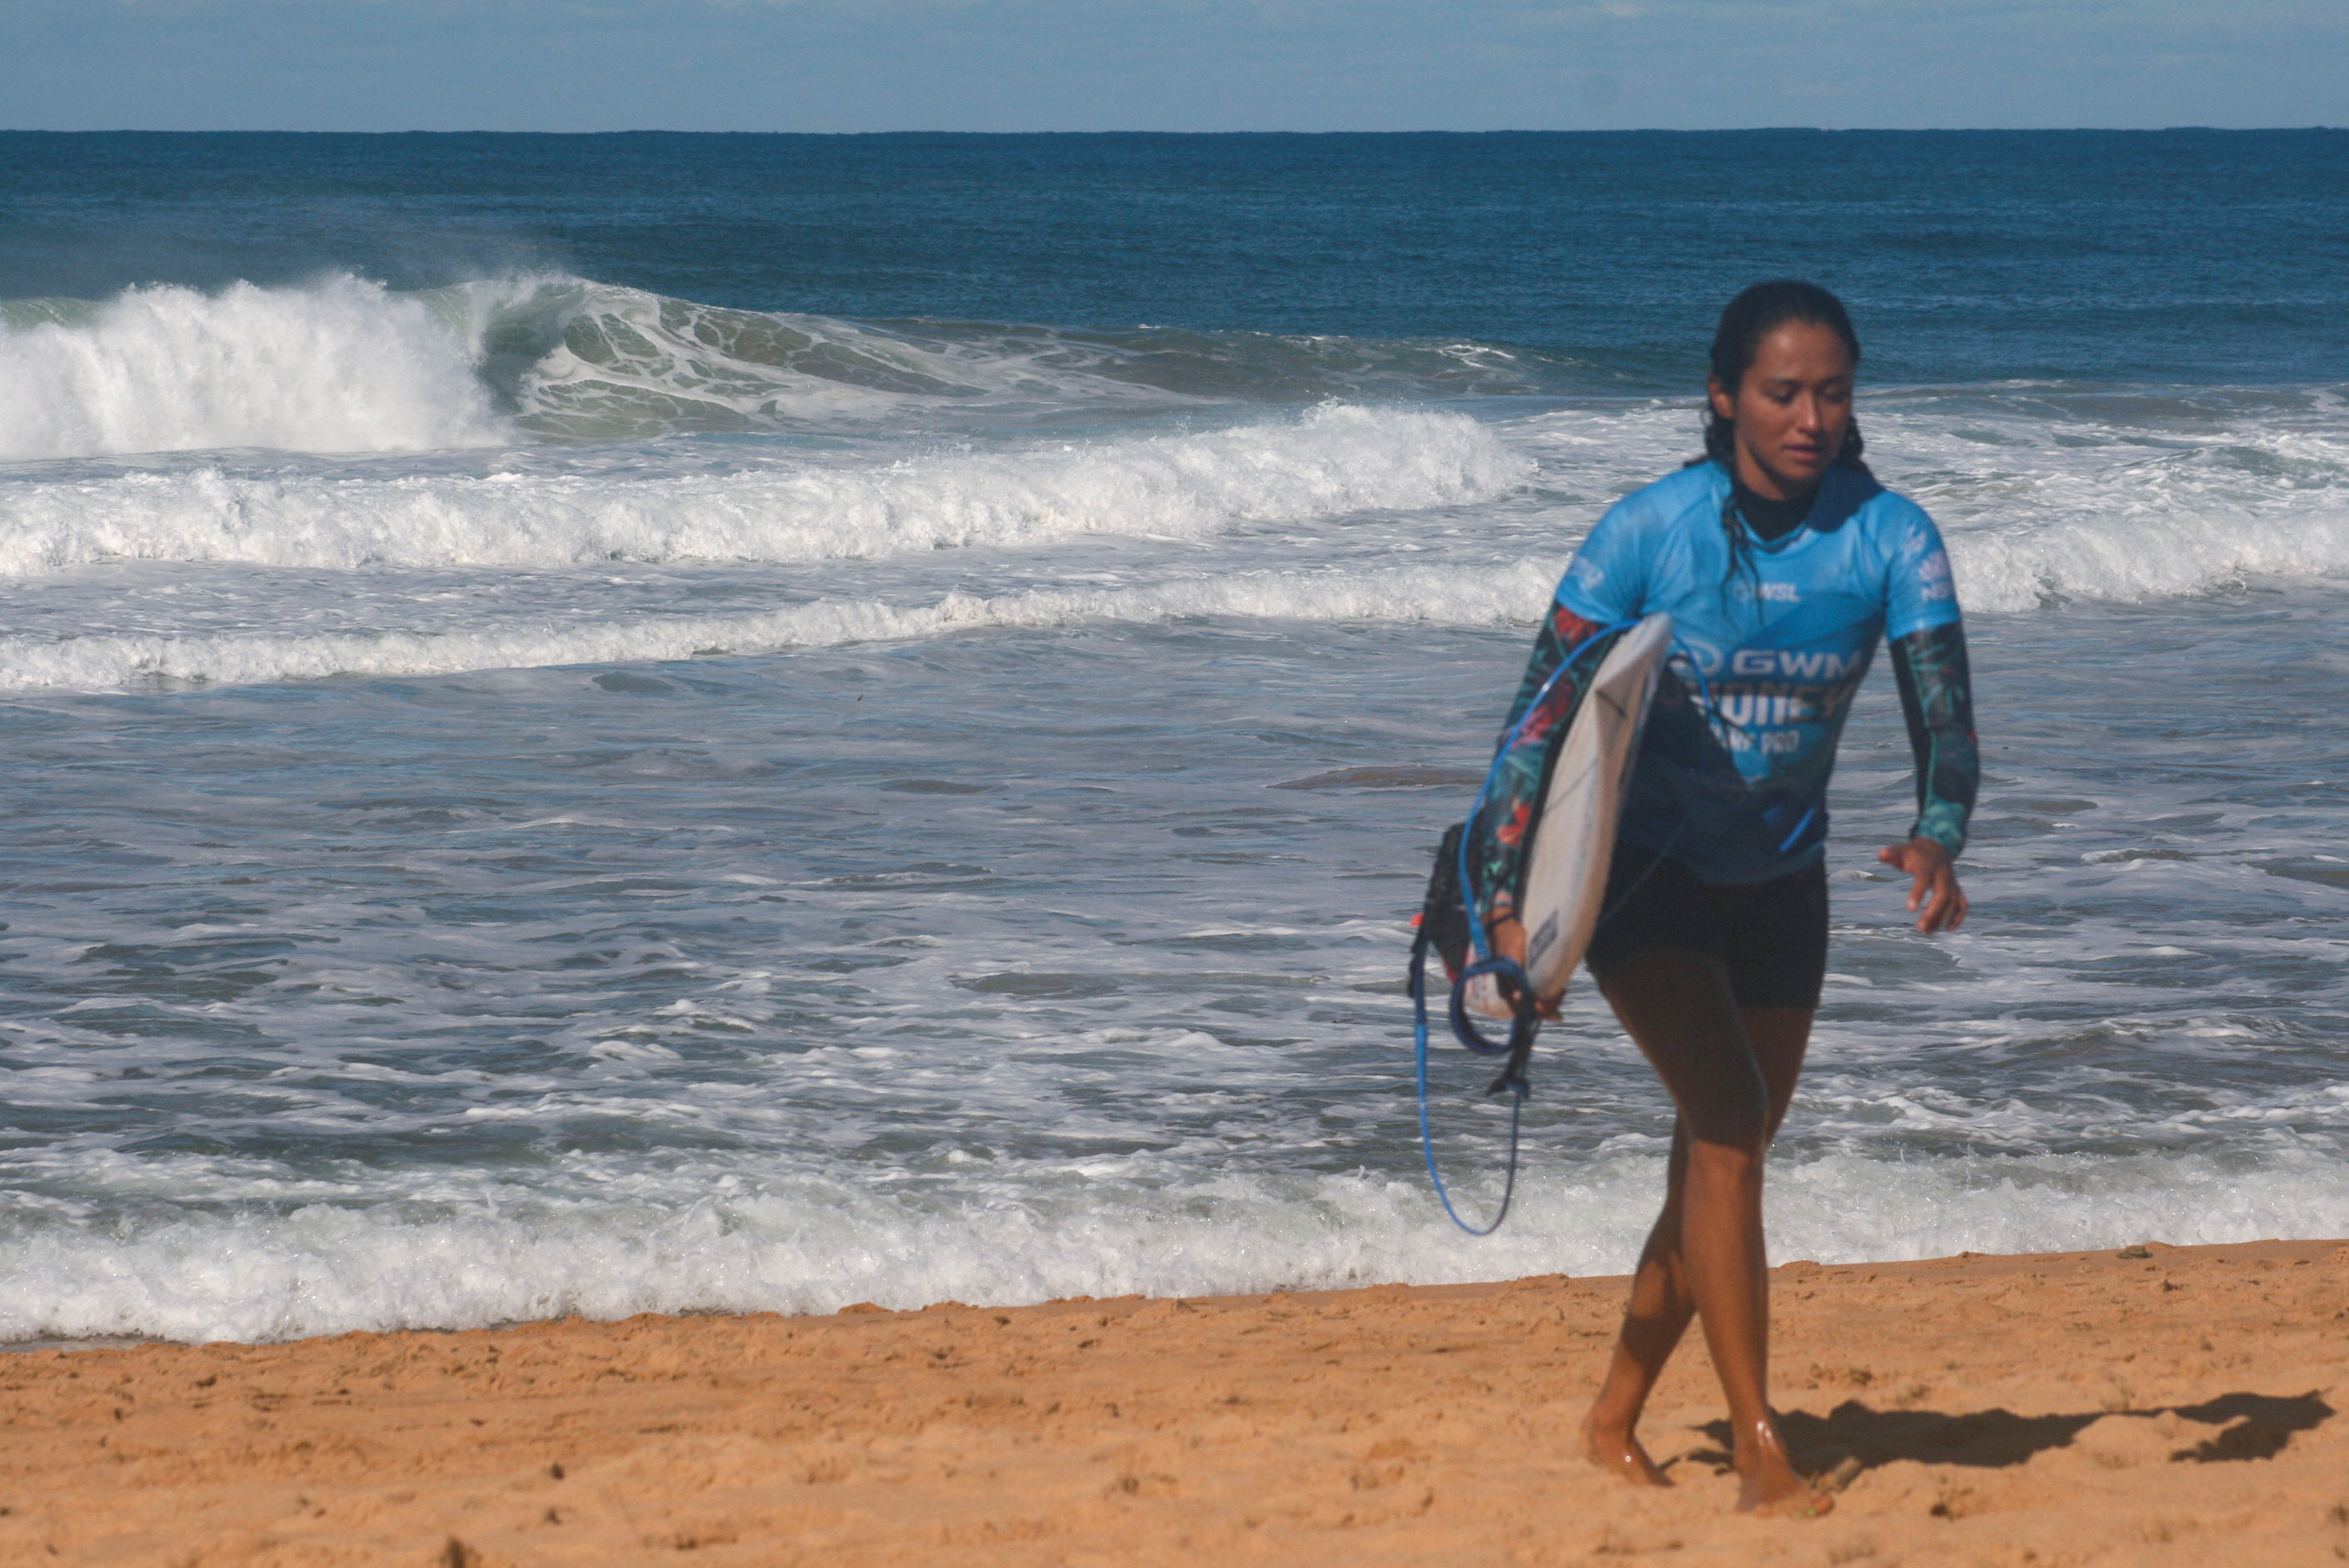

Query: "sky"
left=2, top=0, right=2343, bottom=133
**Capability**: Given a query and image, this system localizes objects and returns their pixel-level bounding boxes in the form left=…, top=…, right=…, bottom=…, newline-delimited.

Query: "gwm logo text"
left=1674, top=643, right=1862, bottom=681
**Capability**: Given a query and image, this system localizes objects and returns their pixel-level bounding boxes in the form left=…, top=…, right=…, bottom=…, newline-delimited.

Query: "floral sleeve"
left=1470, top=602, right=1611, bottom=929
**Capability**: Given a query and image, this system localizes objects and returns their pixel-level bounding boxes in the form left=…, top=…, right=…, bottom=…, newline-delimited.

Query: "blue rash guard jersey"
left=1553, top=460, right=1962, bottom=886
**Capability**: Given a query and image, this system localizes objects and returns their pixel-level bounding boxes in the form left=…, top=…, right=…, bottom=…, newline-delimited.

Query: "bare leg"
left=1579, top=1119, right=1694, bottom=1485
left=1580, top=1003, right=1813, bottom=1482
left=1577, top=948, right=1822, bottom=1515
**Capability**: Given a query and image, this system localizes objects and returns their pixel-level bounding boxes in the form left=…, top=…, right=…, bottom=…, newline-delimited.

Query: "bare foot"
left=1579, top=1410, right=1670, bottom=1488
left=1731, top=1417, right=1833, bottom=1517
left=1737, top=1459, right=1833, bottom=1518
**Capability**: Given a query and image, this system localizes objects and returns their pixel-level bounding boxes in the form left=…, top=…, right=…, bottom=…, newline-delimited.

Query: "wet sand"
left=3, top=1239, right=2344, bottom=1565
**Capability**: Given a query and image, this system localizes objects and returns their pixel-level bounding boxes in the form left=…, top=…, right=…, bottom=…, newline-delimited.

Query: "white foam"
left=0, top=271, right=1307, bottom=461
left=0, top=405, right=1525, bottom=577
left=0, top=277, right=502, bottom=460
left=1878, top=394, right=2349, bottom=611
left=1, top=1148, right=2340, bottom=1344
left=0, top=271, right=1199, bottom=462
left=1944, top=505, right=2349, bottom=614
left=0, top=556, right=1565, bottom=691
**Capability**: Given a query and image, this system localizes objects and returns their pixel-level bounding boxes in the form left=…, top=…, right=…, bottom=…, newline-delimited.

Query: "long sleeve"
left=1887, top=619, right=1978, bottom=857
left=1471, top=602, right=1608, bottom=924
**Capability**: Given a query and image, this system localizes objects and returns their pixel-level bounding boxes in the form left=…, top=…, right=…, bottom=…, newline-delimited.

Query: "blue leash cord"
left=1411, top=927, right=1529, bottom=1236
left=1414, top=620, right=1748, bottom=1237
left=1412, top=617, right=1635, bottom=1237
left=1453, top=618, right=1641, bottom=967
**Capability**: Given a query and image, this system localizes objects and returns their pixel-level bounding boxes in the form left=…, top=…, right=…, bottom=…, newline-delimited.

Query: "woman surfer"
left=1482, top=279, right=1978, bottom=1515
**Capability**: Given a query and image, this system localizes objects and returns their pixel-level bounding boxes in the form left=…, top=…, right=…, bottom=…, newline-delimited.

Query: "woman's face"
left=1708, top=319, right=1855, bottom=499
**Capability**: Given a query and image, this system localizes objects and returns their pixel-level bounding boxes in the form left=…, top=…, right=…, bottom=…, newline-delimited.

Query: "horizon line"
left=5, top=125, right=2344, bottom=138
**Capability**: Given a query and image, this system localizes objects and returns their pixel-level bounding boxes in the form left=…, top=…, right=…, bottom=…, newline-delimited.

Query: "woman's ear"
left=1707, top=375, right=1737, bottom=423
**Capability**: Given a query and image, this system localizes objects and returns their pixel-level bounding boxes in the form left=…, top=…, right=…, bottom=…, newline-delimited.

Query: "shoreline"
left=2, top=1238, right=2343, bottom=1563
left=4, top=1235, right=2336, bottom=1357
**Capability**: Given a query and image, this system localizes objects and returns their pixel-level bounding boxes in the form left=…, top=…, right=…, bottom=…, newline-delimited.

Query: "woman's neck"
left=1729, top=470, right=1817, bottom=543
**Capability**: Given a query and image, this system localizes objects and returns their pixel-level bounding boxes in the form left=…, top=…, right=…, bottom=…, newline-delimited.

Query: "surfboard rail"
left=1421, top=611, right=1672, bottom=1018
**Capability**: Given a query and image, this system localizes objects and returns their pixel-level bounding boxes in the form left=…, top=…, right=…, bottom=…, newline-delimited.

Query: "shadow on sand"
left=1683, top=1390, right=2333, bottom=1479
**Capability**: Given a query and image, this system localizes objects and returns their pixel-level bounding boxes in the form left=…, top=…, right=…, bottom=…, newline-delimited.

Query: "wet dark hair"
left=1699, top=279, right=1869, bottom=476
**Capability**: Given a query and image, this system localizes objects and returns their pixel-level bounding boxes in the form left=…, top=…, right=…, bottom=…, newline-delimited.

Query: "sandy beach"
left=0, top=1239, right=2339, bottom=1565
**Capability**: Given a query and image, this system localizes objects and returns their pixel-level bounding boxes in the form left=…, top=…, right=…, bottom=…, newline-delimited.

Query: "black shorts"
left=1582, top=849, right=1828, bottom=1010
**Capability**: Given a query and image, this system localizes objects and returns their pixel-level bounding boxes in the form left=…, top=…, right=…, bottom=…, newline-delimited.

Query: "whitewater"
left=4, top=181, right=2347, bottom=1343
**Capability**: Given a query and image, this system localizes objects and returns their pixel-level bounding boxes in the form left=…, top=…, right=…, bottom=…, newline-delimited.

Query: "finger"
left=1914, top=872, right=1948, bottom=931
left=1923, top=876, right=1967, bottom=933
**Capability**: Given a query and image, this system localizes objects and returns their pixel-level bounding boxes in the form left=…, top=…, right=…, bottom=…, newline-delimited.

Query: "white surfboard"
left=1470, top=612, right=1673, bottom=1017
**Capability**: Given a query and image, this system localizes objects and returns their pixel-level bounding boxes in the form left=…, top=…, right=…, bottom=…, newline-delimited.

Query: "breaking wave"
left=0, top=272, right=1582, bottom=459
left=0, top=404, right=1527, bottom=575
left=0, top=276, right=501, bottom=460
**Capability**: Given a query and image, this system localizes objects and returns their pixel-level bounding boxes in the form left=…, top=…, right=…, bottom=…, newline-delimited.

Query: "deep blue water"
left=6, top=129, right=2346, bottom=384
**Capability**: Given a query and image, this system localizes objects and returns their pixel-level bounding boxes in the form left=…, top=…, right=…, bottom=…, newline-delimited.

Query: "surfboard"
left=1464, top=611, right=1673, bottom=1017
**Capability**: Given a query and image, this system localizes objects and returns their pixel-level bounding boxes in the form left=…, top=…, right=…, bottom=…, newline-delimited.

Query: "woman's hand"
left=1486, top=914, right=1527, bottom=966
left=1480, top=915, right=1565, bottom=1018
left=1877, top=837, right=1967, bottom=933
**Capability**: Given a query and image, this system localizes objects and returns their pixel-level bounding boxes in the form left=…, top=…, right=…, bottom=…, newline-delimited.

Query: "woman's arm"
left=1501, top=604, right=1609, bottom=735
left=1879, top=619, right=1978, bottom=932
left=1478, top=603, right=1609, bottom=958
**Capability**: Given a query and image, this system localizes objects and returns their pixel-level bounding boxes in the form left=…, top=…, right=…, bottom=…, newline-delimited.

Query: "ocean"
left=1, top=128, right=2345, bottom=1344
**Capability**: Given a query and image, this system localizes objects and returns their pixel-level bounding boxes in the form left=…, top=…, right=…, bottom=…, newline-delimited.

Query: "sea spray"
left=0, top=277, right=502, bottom=460
left=0, top=272, right=1583, bottom=455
